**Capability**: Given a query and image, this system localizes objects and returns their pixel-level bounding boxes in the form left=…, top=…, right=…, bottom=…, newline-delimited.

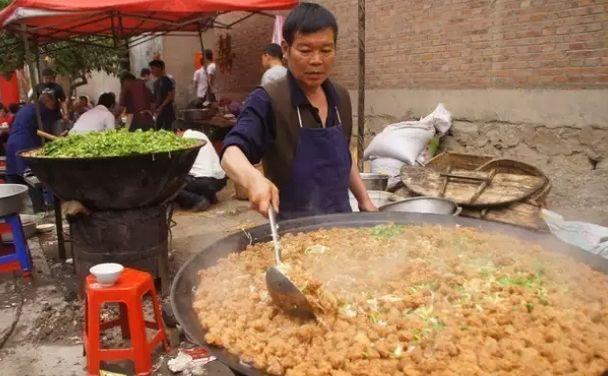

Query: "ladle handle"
left=268, top=207, right=282, bottom=265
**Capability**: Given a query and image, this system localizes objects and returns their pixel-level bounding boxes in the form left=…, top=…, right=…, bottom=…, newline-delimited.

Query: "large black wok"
left=171, top=212, right=608, bottom=376
left=18, top=142, right=203, bottom=210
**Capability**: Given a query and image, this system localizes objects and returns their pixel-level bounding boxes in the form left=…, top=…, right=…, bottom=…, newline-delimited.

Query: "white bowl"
left=89, top=263, right=124, bottom=287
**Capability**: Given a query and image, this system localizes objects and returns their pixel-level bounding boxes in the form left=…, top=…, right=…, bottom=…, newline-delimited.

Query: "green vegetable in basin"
left=38, top=129, right=198, bottom=158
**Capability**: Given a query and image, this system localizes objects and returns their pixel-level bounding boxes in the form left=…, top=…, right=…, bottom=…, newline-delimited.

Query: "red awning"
left=0, top=0, right=296, bottom=43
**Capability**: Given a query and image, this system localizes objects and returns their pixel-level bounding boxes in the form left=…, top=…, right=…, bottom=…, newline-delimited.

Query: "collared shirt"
left=221, top=70, right=345, bottom=165
left=70, top=105, right=116, bottom=134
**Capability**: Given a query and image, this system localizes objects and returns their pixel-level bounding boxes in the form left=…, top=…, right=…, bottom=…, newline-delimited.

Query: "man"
left=117, top=73, right=155, bottom=131
left=221, top=3, right=376, bottom=219
left=204, top=49, right=217, bottom=102
left=149, top=60, right=176, bottom=131
left=174, top=122, right=227, bottom=211
left=70, top=92, right=116, bottom=134
left=6, top=91, right=58, bottom=212
left=261, top=43, right=288, bottom=86
left=140, top=68, right=155, bottom=94
left=35, top=68, right=68, bottom=125
left=193, top=57, right=209, bottom=103
left=71, top=95, right=92, bottom=121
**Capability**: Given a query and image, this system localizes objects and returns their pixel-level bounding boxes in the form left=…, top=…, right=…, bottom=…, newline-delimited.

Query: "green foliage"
left=0, top=0, right=124, bottom=90
left=39, top=130, right=199, bottom=158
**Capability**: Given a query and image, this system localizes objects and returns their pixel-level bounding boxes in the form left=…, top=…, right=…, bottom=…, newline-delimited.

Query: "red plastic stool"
left=84, top=268, right=170, bottom=375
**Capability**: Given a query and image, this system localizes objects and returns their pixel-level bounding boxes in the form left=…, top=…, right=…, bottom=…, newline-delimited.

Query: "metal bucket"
left=350, top=190, right=402, bottom=211
left=360, top=173, right=389, bottom=191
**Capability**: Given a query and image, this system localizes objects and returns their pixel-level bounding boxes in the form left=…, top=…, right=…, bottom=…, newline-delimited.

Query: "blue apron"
left=279, top=106, right=352, bottom=220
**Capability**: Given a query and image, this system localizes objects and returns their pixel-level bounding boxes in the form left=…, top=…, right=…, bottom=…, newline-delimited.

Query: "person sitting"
left=70, top=93, right=116, bottom=134
left=71, top=95, right=92, bottom=121
left=261, top=43, right=287, bottom=86
left=173, top=122, right=227, bottom=211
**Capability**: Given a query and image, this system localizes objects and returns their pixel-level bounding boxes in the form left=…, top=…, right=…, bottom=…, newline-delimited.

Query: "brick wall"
left=214, top=0, right=608, bottom=94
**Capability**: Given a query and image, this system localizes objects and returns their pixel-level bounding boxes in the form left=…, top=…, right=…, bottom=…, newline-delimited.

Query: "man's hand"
left=358, top=198, right=378, bottom=212
left=244, top=174, right=279, bottom=217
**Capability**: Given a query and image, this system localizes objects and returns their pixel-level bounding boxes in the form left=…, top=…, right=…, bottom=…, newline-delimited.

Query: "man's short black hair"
left=41, top=67, right=56, bottom=77
left=120, top=72, right=136, bottom=83
left=140, top=68, right=150, bottom=77
left=204, top=49, right=213, bottom=60
left=149, top=60, right=165, bottom=70
left=98, top=92, right=116, bottom=109
left=282, top=2, right=338, bottom=45
left=263, top=43, right=283, bottom=60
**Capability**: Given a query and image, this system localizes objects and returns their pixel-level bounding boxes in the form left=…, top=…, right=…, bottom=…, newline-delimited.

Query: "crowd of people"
left=1, top=2, right=376, bottom=220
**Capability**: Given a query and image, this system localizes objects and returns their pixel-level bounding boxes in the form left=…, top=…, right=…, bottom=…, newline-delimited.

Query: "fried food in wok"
left=193, top=225, right=608, bottom=375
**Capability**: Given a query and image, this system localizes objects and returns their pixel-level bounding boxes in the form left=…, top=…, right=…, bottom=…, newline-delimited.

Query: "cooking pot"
left=379, top=196, right=462, bottom=216
left=349, top=190, right=401, bottom=211
left=179, top=108, right=215, bottom=122
left=171, top=212, right=608, bottom=376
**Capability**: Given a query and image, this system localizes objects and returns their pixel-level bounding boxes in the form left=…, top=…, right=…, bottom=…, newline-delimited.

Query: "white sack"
left=541, top=209, right=608, bottom=258
left=369, top=157, right=405, bottom=189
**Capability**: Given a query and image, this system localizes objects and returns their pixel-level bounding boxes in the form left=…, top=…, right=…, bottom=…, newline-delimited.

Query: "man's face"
left=261, top=53, right=271, bottom=69
left=149, top=66, right=162, bottom=78
left=43, top=75, right=55, bottom=84
left=283, top=28, right=336, bottom=90
left=41, top=95, right=57, bottom=110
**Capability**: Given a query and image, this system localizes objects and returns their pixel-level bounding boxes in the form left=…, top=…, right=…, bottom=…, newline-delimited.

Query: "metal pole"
left=198, top=26, right=205, bottom=54
left=357, top=0, right=366, bottom=171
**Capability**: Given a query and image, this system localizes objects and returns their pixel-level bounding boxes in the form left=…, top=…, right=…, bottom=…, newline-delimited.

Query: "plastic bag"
left=541, top=209, right=608, bottom=258
left=364, top=103, right=452, bottom=166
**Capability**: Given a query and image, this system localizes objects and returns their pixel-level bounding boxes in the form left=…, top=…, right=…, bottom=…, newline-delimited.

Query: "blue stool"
left=0, top=214, right=33, bottom=275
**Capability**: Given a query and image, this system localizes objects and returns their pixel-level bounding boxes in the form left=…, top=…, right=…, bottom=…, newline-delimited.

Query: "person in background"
left=116, top=73, right=155, bottom=131
left=205, top=49, right=217, bottom=102
left=173, top=121, right=227, bottom=211
left=35, top=68, right=68, bottom=124
left=71, top=95, right=92, bottom=121
left=149, top=59, right=176, bottom=131
left=221, top=2, right=376, bottom=219
left=140, top=67, right=155, bottom=94
left=193, top=57, right=209, bottom=104
left=6, top=91, right=58, bottom=212
left=261, top=43, right=288, bottom=86
left=70, top=92, right=116, bottom=134
left=0, top=103, right=12, bottom=126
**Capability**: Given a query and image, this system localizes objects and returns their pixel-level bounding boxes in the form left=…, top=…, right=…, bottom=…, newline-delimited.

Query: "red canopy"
left=0, top=0, right=296, bottom=43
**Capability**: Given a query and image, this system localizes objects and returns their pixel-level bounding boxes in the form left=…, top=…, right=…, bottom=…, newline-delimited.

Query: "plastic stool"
left=0, top=214, right=33, bottom=275
left=84, top=268, right=170, bottom=375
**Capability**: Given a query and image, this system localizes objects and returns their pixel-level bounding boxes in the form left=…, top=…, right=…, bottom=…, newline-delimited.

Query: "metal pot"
left=360, top=173, right=389, bottom=191
left=380, top=196, right=462, bottom=216
left=0, top=184, right=28, bottom=216
left=350, top=190, right=401, bottom=211
left=171, top=212, right=608, bottom=376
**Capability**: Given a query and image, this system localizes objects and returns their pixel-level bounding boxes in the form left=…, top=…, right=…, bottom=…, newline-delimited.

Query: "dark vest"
left=260, top=77, right=353, bottom=188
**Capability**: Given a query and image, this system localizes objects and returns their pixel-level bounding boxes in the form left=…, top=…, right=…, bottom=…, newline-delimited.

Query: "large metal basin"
left=18, top=142, right=203, bottom=211
left=380, top=196, right=461, bottom=216
left=171, top=212, right=608, bottom=376
left=0, top=184, right=28, bottom=216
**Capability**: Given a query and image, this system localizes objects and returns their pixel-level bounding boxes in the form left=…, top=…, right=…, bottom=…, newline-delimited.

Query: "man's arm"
left=155, top=89, right=175, bottom=115
left=349, top=159, right=377, bottom=212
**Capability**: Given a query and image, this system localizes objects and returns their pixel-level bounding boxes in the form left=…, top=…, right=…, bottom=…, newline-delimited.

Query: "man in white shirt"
left=260, top=43, right=287, bottom=86
left=204, top=49, right=217, bottom=102
left=193, top=57, right=209, bottom=102
left=174, top=122, right=227, bottom=211
left=70, top=92, right=116, bottom=134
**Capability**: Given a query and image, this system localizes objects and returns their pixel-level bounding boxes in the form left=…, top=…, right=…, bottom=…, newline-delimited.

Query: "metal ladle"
left=265, top=207, right=316, bottom=319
